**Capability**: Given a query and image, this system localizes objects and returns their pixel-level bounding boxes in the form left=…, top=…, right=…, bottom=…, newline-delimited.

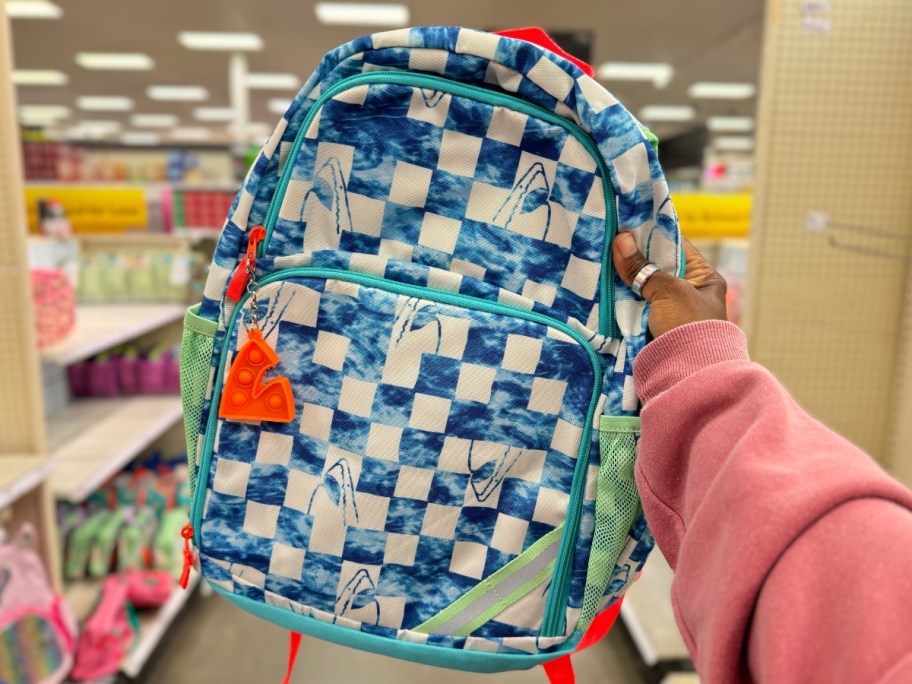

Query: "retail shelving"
left=0, top=454, right=54, bottom=510
left=620, top=552, right=690, bottom=668
left=64, top=571, right=200, bottom=679
left=661, top=674, right=700, bottom=684
left=49, top=396, right=184, bottom=502
left=41, top=304, right=185, bottom=366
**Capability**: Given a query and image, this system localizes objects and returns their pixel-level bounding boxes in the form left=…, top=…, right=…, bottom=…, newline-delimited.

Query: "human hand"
left=611, top=232, right=728, bottom=338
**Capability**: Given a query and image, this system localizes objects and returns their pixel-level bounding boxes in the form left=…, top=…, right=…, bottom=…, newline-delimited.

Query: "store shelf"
left=49, top=396, right=183, bottom=502
left=0, top=455, right=53, bottom=509
left=41, top=304, right=185, bottom=366
left=620, top=551, right=690, bottom=667
left=64, top=571, right=200, bottom=679
left=661, top=674, right=700, bottom=684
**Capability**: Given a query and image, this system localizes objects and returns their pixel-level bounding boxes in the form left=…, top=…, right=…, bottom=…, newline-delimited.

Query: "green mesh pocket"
left=180, top=304, right=217, bottom=498
left=579, top=415, right=642, bottom=629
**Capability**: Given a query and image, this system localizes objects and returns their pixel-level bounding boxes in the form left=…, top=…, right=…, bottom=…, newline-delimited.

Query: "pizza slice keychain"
left=218, top=227, right=295, bottom=423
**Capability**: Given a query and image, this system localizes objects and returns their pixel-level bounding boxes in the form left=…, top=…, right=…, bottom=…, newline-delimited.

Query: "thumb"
left=611, top=232, right=677, bottom=301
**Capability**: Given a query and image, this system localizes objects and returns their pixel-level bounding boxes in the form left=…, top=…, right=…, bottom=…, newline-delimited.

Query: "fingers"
left=611, top=232, right=677, bottom=302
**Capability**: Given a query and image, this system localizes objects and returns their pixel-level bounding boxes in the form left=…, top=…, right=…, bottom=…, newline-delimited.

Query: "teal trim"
left=191, top=266, right=602, bottom=638
left=678, top=241, right=687, bottom=278
left=210, top=585, right=579, bottom=673
left=260, top=70, right=619, bottom=340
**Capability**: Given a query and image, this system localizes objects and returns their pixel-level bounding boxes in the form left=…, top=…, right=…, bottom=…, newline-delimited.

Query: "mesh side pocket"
left=180, top=305, right=217, bottom=498
left=579, top=415, right=641, bottom=629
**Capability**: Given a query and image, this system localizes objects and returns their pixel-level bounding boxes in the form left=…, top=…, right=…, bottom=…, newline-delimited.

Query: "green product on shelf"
left=88, top=508, right=130, bottom=578
left=118, top=507, right=158, bottom=571
left=64, top=510, right=110, bottom=581
left=154, top=508, right=187, bottom=581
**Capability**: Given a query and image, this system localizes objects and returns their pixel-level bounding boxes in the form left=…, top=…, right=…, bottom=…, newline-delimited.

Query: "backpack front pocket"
left=194, top=269, right=600, bottom=639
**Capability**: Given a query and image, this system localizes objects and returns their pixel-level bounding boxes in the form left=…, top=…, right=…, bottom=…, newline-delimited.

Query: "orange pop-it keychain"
left=218, top=227, right=295, bottom=423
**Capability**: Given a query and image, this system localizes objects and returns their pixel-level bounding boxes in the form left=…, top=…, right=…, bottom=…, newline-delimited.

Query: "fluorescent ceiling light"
left=314, top=2, right=409, bottom=27
left=597, top=62, right=673, bottom=89
left=121, top=132, right=160, bottom=146
left=76, top=52, right=154, bottom=70
left=246, top=122, right=272, bottom=139
left=147, top=85, right=208, bottom=101
left=713, top=135, right=754, bottom=152
left=707, top=116, right=755, bottom=133
left=6, top=1, right=62, bottom=19
left=246, top=73, right=300, bottom=90
left=13, top=69, right=68, bottom=85
left=77, top=96, right=134, bottom=111
left=194, top=106, right=234, bottom=122
left=268, top=98, right=293, bottom=114
left=688, top=82, right=756, bottom=100
left=171, top=127, right=212, bottom=141
left=131, top=113, right=179, bottom=128
left=19, top=105, right=70, bottom=124
left=639, top=105, right=695, bottom=122
left=178, top=31, right=263, bottom=51
left=75, top=120, right=122, bottom=133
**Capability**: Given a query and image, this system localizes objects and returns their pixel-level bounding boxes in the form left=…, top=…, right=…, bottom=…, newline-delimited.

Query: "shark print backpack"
left=178, top=26, right=683, bottom=682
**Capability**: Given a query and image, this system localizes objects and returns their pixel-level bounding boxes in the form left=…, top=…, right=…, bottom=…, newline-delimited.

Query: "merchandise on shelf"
left=30, top=269, right=76, bottom=348
left=67, top=343, right=181, bottom=398
left=77, top=246, right=201, bottom=304
left=174, top=189, right=234, bottom=228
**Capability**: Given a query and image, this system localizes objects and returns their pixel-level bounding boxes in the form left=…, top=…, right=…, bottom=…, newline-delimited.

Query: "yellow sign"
left=672, top=193, right=752, bottom=239
left=25, top=186, right=148, bottom=233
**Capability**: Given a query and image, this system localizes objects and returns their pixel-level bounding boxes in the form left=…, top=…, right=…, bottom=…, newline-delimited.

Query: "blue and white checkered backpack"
left=179, top=26, right=683, bottom=681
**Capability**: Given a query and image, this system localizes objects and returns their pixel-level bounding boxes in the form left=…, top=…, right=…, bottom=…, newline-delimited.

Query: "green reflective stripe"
left=598, top=416, right=641, bottom=433
left=414, top=525, right=563, bottom=636
left=184, top=304, right=218, bottom=336
left=261, top=70, right=618, bottom=340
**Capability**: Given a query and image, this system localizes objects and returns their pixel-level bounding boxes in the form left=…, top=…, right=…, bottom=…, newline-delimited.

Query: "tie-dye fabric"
left=186, top=27, right=679, bottom=668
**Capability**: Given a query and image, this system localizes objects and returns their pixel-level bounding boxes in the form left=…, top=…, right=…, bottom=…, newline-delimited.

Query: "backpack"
left=0, top=524, right=76, bottom=684
left=179, top=26, right=683, bottom=681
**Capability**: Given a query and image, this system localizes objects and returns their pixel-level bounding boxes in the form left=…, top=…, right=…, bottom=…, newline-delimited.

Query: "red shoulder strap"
left=493, top=27, right=594, bottom=77
left=543, top=598, right=625, bottom=684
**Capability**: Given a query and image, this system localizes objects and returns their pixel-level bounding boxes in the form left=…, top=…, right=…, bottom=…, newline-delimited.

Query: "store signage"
left=672, top=193, right=752, bottom=239
left=25, top=186, right=148, bottom=233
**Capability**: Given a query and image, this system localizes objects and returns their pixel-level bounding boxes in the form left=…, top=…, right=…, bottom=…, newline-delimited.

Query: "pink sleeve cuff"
left=633, top=320, right=749, bottom=403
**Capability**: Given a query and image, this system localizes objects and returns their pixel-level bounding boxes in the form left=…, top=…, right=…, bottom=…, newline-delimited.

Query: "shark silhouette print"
left=468, top=440, right=525, bottom=502
left=307, top=457, right=360, bottom=528
left=494, top=161, right=553, bottom=240
left=301, top=157, right=353, bottom=237
left=335, top=568, right=380, bottom=626
left=419, top=88, right=446, bottom=108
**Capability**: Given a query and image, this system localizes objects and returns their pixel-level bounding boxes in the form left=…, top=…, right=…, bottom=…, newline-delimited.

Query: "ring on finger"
left=632, top=263, right=660, bottom=297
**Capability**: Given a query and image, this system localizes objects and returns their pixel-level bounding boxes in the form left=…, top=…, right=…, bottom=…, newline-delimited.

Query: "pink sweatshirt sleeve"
left=632, top=320, right=912, bottom=683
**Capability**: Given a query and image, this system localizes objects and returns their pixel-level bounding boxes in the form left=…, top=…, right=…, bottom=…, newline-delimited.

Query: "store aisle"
left=139, top=592, right=647, bottom=683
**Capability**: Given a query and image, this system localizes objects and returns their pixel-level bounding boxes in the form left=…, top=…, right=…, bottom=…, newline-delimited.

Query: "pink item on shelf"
left=30, top=269, right=75, bottom=349
left=117, top=355, right=141, bottom=395
left=138, top=356, right=168, bottom=394
left=164, top=351, right=181, bottom=394
left=124, top=569, right=173, bottom=609
left=86, top=358, right=120, bottom=397
left=0, top=524, right=77, bottom=684
left=67, top=362, right=90, bottom=397
left=70, top=576, right=133, bottom=682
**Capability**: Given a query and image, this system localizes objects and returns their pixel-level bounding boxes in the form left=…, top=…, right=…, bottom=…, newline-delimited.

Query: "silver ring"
left=631, top=263, right=660, bottom=297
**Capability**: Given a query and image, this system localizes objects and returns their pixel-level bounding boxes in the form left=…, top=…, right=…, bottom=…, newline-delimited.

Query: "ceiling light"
left=121, top=132, right=160, bottom=146
left=639, top=105, right=695, bottom=122
left=77, top=96, right=134, bottom=111
left=76, top=52, right=154, bottom=70
left=5, top=1, right=62, bottom=19
left=713, top=135, right=754, bottom=152
left=178, top=31, right=263, bottom=51
left=688, top=82, right=756, bottom=100
left=246, top=122, right=272, bottom=138
left=147, top=85, right=208, bottom=101
left=707, top=116, right=755, bottom=133
left=171, top=127, right=212, bottom=141
left=76, top=120, right=122, bottom=134
left=268, top=98, right=293, bottom=114
left=314, top=2, right=409, bottom=27
left=597, top=62, right=673, bottom=89
left=246, top=73, right=300, bottom=90
left=19, top=105, right=70, bottom=124
left=13, top=69, right=68, bottom=85
left=194, top=107, right=234, bottom=122
left=131, top=113, right=179, bottom=128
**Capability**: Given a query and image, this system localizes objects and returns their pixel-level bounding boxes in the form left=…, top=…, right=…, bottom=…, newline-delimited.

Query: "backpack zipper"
left=258, top=70, right=619, bottom=340
left=194, top=266, right=602, bottom=637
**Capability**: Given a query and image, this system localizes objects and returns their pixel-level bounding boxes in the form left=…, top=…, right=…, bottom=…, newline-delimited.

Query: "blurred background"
left=0, top=1, right=910, bottom=682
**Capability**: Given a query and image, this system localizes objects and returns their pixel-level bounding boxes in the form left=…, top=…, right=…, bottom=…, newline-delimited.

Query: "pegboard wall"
left=747, top=0, right=912, bottom=468
left=0, top=11, right=47, bottom=454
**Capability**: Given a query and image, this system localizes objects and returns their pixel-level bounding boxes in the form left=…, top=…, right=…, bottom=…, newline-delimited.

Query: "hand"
left=611, top=232, right=729, bottom=338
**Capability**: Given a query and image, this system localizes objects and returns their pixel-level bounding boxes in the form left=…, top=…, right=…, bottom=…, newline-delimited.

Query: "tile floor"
left=138, top=592, right=650, bottom=684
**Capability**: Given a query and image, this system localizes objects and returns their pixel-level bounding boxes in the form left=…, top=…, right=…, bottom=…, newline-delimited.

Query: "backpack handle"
left=493, top=27, right=595, bottom=77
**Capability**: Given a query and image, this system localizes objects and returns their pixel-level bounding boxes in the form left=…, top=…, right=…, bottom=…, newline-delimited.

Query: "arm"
left=612, top=234, right=912, bottom=683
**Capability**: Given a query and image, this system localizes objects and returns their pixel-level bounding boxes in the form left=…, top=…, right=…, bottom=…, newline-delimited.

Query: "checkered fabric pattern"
left=188, top=26, right=675, bottom=660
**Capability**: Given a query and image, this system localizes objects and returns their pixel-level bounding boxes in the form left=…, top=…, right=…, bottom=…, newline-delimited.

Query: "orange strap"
left=543, top=598, right=625, bottom=684
left=282, top=632, right=303, bottom=684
